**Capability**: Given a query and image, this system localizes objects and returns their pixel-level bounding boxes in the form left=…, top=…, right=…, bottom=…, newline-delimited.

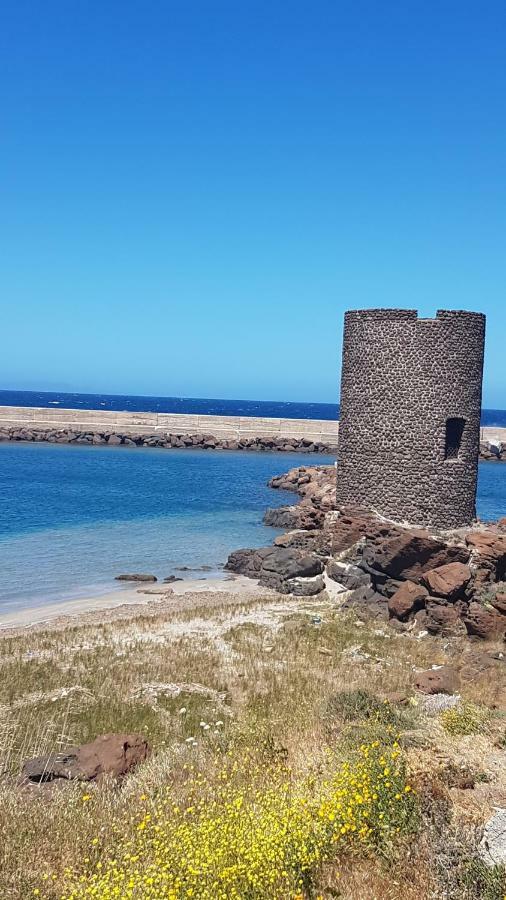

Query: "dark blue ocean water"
left=1, top=389, right=505, bottom=426
left=0, top=441, right=506, bottom=615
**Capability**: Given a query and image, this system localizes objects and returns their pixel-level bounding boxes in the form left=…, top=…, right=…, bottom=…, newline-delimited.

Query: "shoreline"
left=0, top=574, right=264, bottom=632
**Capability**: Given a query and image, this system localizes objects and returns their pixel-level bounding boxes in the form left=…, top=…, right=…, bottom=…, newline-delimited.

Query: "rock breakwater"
left=0, top=425, right=338, bottom=455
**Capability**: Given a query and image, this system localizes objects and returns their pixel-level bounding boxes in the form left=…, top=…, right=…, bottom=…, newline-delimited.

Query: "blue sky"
left=1, top=1, right=505, bottom=406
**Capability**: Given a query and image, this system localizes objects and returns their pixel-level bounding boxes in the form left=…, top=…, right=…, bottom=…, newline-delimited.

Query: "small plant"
left=325, top=689, right=416, bottom=734
left=440, top=701, right=489, bottom=736
left=462, top=859, right=506, bottom=900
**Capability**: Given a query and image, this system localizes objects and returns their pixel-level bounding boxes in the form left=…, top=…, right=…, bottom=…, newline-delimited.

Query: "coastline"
left=0, top=574, right=265, bottom=632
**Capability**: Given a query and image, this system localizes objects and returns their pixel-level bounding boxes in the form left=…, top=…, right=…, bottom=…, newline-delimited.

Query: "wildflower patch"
left=50, top=741, right=417, bottom=900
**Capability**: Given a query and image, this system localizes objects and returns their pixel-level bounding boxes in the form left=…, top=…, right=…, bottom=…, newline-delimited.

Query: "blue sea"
left=2, top=389, right=506, bottom=425
left=1, top=390, right=506, bottom=617
left=0, top=443, right=334, bottom=614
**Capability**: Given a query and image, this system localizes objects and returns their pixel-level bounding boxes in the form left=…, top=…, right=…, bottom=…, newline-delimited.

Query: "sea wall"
left=0, top=405, right=505, bottom=458
left=0, top=405, right=339, bottom=453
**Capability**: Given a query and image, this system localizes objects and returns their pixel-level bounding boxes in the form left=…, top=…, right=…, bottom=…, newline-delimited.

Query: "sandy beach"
left=0, top=573, right=264, bottom=631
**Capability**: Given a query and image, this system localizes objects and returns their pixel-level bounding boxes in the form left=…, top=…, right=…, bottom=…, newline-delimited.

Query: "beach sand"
left=0, top=574, right=264, bottom=631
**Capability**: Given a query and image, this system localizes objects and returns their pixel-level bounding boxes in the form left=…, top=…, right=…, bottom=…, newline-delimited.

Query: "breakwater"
left=0, top=405, right=505, bottom=458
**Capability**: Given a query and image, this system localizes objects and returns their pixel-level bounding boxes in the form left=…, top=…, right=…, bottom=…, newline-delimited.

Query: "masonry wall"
left=336, top=308, right=486, bottom=529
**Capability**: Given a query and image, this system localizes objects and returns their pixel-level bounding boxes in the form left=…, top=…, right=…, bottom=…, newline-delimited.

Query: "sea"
left=2, top=389, right=506, bottom=426
left=1, top=389, right=506, bottom=616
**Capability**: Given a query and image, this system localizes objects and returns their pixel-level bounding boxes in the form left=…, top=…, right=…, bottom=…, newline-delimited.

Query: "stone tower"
left=336, top=309, right=486, bottom=529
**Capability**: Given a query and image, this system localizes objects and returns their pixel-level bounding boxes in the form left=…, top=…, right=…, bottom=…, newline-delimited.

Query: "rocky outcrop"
left=21, top=733, right=150, bottom=785
left=362, top=531, right=470, bottom=582
left=264, top=466, right=336, bottom=530
left=226, top=546, right=324, bottom=594
left=226, top=463, right=506, bottom=642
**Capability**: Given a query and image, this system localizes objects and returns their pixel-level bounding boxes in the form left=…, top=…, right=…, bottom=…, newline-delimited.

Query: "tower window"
left=445, top=417, right=465, bottom=460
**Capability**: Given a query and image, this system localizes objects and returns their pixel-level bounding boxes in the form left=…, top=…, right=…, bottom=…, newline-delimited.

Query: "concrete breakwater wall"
left=0, top=405, right=339, bottom=453
left=0, top=405, right=505, bottom=458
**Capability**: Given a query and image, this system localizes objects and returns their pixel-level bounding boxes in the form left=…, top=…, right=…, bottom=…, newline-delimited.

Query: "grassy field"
left=0, top=589, right=505, bottom=899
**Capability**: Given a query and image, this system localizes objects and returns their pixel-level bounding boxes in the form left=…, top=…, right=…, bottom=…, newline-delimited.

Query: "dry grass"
left=0, top=589, right=505, bottom=898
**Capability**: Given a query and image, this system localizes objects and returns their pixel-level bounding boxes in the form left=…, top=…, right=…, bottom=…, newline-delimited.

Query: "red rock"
left=491, top=593, right=506, bottom=615
left=388, top=581, right=428, bottom=621
left=414, top=666, right=459, bottom=695
left=363, top=530, right=469, bottom=581
left=425, top=599, right=465, bottom=636
left=421, top=562, right=472, bottom=601
left=21, top=734, right=150, bottom=784
left=466, top=532, right=506, bottom=584
left=464, top=602, right=506, bottom=640
left=329, top=509, right=382, bottom=555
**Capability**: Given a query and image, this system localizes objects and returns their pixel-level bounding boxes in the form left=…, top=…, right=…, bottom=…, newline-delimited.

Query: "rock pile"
left=0, top=426, right=338, bottom=455
left=227, top=464, right=506, bottom=642
left=480, top=440, right=506, bottom=461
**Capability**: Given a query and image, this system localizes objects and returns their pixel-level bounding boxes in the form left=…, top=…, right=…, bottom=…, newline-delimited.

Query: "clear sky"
left=1, top=1, right=505, bottom=406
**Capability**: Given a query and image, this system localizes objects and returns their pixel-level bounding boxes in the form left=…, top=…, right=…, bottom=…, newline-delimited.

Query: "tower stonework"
left=336, top=309, right=486, bottom=529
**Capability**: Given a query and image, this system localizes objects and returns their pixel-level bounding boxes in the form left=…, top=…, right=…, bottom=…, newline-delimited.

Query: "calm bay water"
left=1, top=439, right=506, bottom=616
left=0, top=443, right=334, bottom=613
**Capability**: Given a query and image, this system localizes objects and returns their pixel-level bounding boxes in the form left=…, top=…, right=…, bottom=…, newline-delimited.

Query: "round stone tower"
left=336, top=308, right=486, bottom=529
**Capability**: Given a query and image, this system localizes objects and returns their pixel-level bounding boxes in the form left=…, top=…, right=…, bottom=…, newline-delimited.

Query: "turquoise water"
left=1, top=443, right=505, bottom=615
left=0, top=443, right=334, bottom=613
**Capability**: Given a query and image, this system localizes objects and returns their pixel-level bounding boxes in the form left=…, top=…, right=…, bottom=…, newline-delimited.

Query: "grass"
left=0, top=589, right=505, bottom=898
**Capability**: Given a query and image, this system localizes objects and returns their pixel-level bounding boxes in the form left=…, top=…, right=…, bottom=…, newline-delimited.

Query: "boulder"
left=327, top=560, right=371, bottom=590
left=466, top=532, right=506, bottom=584
left=260, top=548, right=324, bottom=580
left=21, top=733, right=150, bottom=784
left=491, top=592, right=506, bottom=615
left=464, top=602, right=506, bottom=640
left=414, top=666, right=459, bottom=695
left=226, top=546, right=324, bottom=592
left=263, top=504, right=323, bottom=530
left=363, top=530, right=469, bottom=581
left=425, top=599, right=466, bottom=636
left=107, top=434, right=122, bottom=445
left=225, top=547, right=274, bottom=578
left=329, top=509, right=381, bottom=555
left=115, top=573, right=157, bottom=583
left=421, top=562, right=472, bottom=601
left=479, top=808, right=506, bottom=868
left=284, top=574, right=326, bottom=596
left=388, top=581, right=428, bottom=621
